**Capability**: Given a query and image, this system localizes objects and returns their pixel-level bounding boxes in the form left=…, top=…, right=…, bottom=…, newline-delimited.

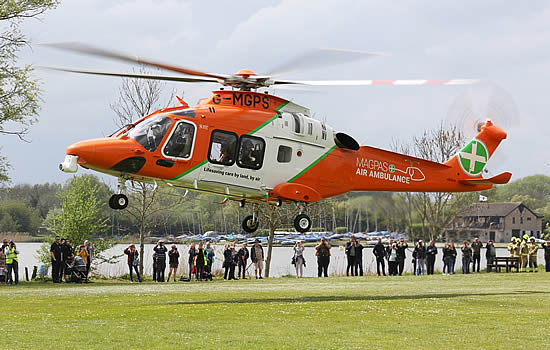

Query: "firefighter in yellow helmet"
left=519, top=234, right=530, bottom=272
left=528, top=237, right=539, bottom=272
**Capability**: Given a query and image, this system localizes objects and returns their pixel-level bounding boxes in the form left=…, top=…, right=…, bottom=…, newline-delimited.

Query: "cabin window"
left=237, top=135, right=265, bottom=170
left=277, top=145, right=292, bottom=163
left=208, top=130, right=237, bottom=166
left=128, top=115, right=172, bottom=152
left=527, top=217, right=531, bottom=221
left=321, top=124, right=327, bottom=140
left=512, top=217, right=515, bottom=224
left=307, top=122, right=313, bottom=135
left=520, top=217, right=523, bottom=224
left=163, top=121, right=195, bottom=159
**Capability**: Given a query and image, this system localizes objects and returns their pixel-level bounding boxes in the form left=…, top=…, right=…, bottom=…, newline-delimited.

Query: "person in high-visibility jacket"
left=520, top=234, right=530, bottom=272
left=507, top=237, right=517, bottom=257
left=5, top=241, right=19, bottom=285
left=528, top=237, right=539, bottom=272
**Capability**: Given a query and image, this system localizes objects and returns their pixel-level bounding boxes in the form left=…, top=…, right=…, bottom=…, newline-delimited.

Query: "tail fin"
left=445, top=119, right=508, bottom=179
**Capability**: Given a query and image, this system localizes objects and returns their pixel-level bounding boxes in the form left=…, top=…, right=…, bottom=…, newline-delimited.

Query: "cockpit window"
left=163, top=121, right=195, bottom=159
left=128, top=115, right=172, bottom=152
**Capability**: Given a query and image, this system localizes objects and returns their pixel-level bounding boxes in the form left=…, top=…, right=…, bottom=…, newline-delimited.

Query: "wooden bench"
left=487, top=257, right=519, bottom=272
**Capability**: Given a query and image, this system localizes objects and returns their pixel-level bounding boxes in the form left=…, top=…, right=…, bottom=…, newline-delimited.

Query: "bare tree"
left=393, top=123, right=468, bottom=240
left=110, top=66, right=180, bottom=274
left=110, top=65, right=176, bottom=127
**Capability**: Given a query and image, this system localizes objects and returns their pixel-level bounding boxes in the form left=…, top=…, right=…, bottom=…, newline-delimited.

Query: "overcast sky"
left=3, top=0, right=550, bottom=186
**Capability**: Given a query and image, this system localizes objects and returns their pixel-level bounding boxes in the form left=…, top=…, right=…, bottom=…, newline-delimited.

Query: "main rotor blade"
left=41, top=67, right=219, bottom=83
left=273, top=79, right=481, bottom=86
left=43, top=42, right=227, bottom=80
left=267, top=48, right=389, bottom=76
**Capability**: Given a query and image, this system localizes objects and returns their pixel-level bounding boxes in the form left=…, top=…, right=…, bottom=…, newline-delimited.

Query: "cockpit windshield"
left=127, top=115, right=172, bottom=152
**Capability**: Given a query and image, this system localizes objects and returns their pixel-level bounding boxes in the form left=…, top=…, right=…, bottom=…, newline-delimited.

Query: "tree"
left=0, top=199, right=41, bottom=233
left=40, top=175, right=115, bottom=266
left=122, top=183, right=184, bottom=274
left=393, top=123, right=468, bottom=240
left=110, top=67, right=179, bottom=274
left=0, top=0, right=59, bottom=182
left=0, top=182, right=61, bottom=217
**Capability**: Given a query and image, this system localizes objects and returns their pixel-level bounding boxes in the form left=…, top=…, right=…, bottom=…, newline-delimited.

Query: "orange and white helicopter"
left=51, top=43, right=511, bottom=233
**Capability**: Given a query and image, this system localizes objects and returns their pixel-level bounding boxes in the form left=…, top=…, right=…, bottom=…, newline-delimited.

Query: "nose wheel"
left=294, top=214, right=312, bottom=233
left=242, top=215, right=259, bottom=233
left=109, top=194, right=129, bottom=210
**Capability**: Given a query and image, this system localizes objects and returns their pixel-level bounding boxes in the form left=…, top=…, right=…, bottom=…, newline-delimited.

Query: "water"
left=6, top=243, right=547, bottom=279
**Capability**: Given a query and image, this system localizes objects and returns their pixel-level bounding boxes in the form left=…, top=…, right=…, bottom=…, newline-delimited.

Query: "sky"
left=3, top=0, right=550, bottom=186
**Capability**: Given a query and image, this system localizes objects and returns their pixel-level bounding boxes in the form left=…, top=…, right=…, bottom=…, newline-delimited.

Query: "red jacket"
left=124, top=248, right=139, bottom=265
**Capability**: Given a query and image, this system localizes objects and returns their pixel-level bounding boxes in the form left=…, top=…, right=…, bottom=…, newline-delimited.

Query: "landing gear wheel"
left=109, top=194, right=129, bottom=210
left=109, top=195, right=117, bottom=209
left=294, top=214, right=312, bottom=233
left=242, top=215, right=259, bottom=233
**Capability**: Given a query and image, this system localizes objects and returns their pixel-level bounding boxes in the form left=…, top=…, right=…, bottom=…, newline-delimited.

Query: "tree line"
left=0, top=173, right=549, bottom=241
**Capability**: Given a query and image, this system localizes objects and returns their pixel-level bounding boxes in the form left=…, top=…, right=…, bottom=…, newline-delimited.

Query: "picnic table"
left=488, top=256, right=520, bottom=272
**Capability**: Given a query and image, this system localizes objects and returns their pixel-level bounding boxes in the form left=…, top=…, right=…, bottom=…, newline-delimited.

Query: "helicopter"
left=51, top=43, right=512, bottom=234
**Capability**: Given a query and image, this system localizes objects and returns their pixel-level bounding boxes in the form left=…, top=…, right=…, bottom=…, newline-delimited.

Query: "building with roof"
left=444, top=202, right=543, bottom=243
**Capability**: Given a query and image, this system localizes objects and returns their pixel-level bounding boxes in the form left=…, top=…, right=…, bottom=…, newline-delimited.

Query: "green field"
left=2, top=273, right=550, bottom=349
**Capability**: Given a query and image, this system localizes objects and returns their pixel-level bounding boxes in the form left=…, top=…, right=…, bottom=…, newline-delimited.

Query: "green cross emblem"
left=458, top=139, right=488, bottom=176
left=388, top=164, right=395, bottom=173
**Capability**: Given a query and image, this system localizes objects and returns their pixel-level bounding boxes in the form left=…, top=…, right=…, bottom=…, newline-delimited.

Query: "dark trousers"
left=86, top=260, right=91, bottom=277
left=152, top=263, right=157, bottom=281
left=355, top=258, right=363, bottom=276
left=51, top=260, right=61, bottom=282
left=238, top=261, right=247, bottom=279
left=156, top=262, right=165, bottom=282
left=376, top=258, right=386, bottom=276
left=7, top=261, right=18, bottom=284
left=462, top=257, right=471, bottom=274
left=472, top=254, right=481, bottom=272
left=487, top=256, right=495, bottom=272
left=397, top=259, right=405, bottom=275
left=196, top=264, right=205, bottom=280
left=205, top=262, right=212, bottom=280
left=224, top=265, right=230, bottom=279
left=188, top=262, right=193, bottom=279
left=317, top=256, right=330, bottom=277
left=346, top=255, right=356, bottom=276
left=128, top=264, right=141, bottom=282
left=546, top=257, right=550, bottom=272
left=389, top=261, right=398, bottom=276
left=426, top=256, right=435, bottom=275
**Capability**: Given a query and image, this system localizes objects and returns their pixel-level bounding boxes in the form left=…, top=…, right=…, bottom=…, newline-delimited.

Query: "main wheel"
left=242, top=215, right=259, bottom=233
left=294, top=214, right=312, bottom=233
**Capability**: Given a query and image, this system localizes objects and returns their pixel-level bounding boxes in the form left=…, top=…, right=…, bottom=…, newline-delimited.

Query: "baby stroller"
left=0, top=265, right=5, bottom=283
left=65, top=256, right=88, bottom=283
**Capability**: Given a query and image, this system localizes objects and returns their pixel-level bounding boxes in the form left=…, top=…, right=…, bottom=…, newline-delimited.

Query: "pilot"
left=147, top=123, right=163, bottom=151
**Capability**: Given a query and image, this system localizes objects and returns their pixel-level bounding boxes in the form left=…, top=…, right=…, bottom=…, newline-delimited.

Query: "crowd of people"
left=139, top=239, right=267, bottom=282
left=1, top=234, right=550, bottom=285
left=50, top=236, right=94, bottom=283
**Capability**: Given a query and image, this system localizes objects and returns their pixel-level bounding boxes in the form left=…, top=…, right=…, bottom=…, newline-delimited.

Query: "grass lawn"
left=2, top=272, right=550, bottom=349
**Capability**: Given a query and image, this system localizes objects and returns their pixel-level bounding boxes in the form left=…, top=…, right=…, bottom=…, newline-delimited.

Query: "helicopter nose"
left=64, top=137, right=145, bottom=172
